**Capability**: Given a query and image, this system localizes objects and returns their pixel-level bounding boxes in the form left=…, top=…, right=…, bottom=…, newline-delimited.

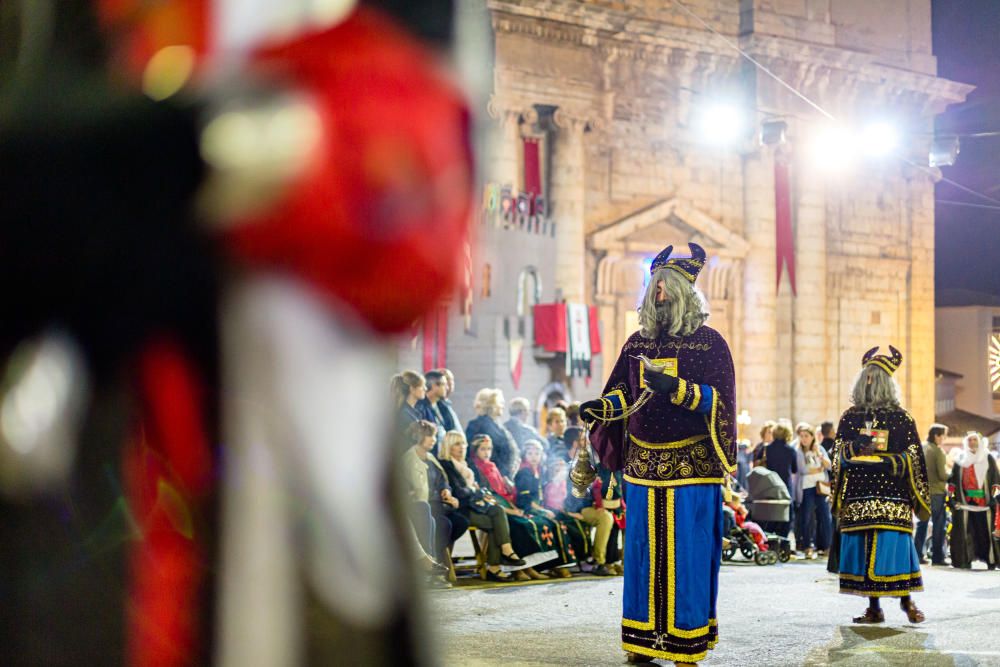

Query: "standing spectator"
left=545, top=407, right=569, bottom=458
left=752, top=420, right=777, bottom=467
left=418, top=370, right=449, bottom=451
left=794, top=423, right=832, bottom=559
left=735, top=440, right=753, bottom=491
left=438, top=431, right=525, bottom=582
left=391, top=371, right=434, bottom=432
left=758, top=423, right=798, bottom=538
left=948, top=432, right=1000, bottom=570
left=505, top=397, right=544, bottom=450
left=466, top=388, right=521, bottom=478
left=914, top=424, right=950, bottom=565
left=434, top=368, right=462, bottom=433
left=819, top=421, right=837, bottom=456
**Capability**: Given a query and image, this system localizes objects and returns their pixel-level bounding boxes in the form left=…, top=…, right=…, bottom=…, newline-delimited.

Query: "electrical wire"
left=668, top=0, right=1000, bottom=209
left=937, top=199, right=1000, bottom=212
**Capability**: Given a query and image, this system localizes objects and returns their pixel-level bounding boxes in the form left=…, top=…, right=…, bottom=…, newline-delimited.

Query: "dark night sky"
left=932, top=1, right=1000, bottom=300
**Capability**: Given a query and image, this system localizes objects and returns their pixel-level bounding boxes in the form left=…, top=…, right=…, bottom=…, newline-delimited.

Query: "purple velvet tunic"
left=589, top=325, right=737, bottom=487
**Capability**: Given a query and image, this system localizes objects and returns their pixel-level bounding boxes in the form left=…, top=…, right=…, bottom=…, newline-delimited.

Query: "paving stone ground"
left=429, top=559, right=1000, bottom=666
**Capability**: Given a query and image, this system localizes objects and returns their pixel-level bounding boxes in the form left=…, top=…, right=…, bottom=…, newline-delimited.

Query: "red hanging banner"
left=774, top=155, right=797, bottom=295
left=422, top=316, right=435, bottom=372
left=436, top=305, right=448, bottom=370
left=523, top=138, right=542, bottom=198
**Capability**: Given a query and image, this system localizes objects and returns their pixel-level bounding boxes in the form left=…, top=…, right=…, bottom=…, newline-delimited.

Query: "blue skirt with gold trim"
left=621, top=480, right=722, bottom=661
left=838, top=529, right=923, bottom=597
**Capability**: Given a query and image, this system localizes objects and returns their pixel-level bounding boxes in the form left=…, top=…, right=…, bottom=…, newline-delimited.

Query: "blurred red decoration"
left=226, top=7, right=474, bottom=333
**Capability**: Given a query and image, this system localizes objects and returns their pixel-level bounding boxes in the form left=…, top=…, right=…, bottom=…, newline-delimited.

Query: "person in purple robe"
left=579, top=242, right=737, bottom=667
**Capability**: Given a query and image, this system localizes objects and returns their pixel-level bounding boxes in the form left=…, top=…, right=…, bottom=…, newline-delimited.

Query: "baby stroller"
left=722, top=519, right=780, bottom=565
left=745, top=467, right=792, bottom=564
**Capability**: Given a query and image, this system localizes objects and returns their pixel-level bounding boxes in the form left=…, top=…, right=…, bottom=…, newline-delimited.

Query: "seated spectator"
left=513, top=441, right=574, bottom=578
left=558, top=457, right=615, bottom=576
left=402, top=421, right=466, bottom=567
left=470, top=434, right=554, bottom=581
left=565, top=402, right=582, bottom=428
left=724, top=477, right=768, bottom=551
left=591, top=464, right=625, bottom=574
left=438, top=431, right=525, bottom=582
left=545, top=407, right=568, bottom=456
left=401, top=421, right=446, bottom=586
left=466, top=388, right=520, bottom=478
left=505, top=397, right=543, bottom=450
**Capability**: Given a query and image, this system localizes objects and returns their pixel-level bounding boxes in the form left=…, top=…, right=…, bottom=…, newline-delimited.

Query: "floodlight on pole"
left=929, top=136, right=960, bottom=168
left=860, top=121, right=899, bottom=158
left=699, top=103, right=745, bottom=145
left=809, top=125, right=855, bottom=171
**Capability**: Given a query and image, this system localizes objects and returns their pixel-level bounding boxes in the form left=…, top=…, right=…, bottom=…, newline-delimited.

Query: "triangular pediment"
left=588, top=198, right=749, bottom=258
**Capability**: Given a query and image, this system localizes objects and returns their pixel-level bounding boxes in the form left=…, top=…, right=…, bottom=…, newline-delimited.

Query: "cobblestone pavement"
left=429, top=559, right=1000, bottom=666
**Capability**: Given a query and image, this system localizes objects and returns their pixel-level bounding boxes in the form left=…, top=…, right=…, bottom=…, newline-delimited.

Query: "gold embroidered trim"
left=670, top=378, right=688, bottom=405
left=621, top=643, right=708, bottom=663
left=868, top=533, right=922, bottom=583
left=840, top=524, right=913, bottom=534
left=666, top=488, right=711, bottom=638
left=623, top=475, right=725, bottom=488
left=687, top=383, right=702, bottom=411
left=629, top=434, right=709, bottom=450
left=622, top=488, right=656, bottom=630
left=906, top=446, right=931, bottom=516
left=838, top=498, right=914, bottom=526
left=705, top=392, right=736, bottom=474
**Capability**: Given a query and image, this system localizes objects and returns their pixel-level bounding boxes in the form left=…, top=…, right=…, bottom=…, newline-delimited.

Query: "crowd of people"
left=390, top=369, right=624, bottom=588
left=734, top=417, right=1000, bottom=569
left=389, top=368, right=1000, bottom=591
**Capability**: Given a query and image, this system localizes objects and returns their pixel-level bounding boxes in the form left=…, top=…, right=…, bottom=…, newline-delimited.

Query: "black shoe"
left=501, top=553, right=526, bottom=566
left=485, top=569, right=512, bottom=582
left=918, top=557, right=929, bottom=565
left=592, top=564, right=613, bottom=576
left=427, top=559, right=450, bottom=576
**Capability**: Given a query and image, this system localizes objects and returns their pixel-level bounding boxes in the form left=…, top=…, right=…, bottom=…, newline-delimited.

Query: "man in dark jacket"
left=759, top=423, right=798, bottom=537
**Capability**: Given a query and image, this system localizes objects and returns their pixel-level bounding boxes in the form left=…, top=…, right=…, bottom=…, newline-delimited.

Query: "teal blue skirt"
left=839, top=529, right=923, bottom=597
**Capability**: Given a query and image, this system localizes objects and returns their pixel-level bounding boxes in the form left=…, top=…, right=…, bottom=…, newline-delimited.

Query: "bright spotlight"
left=860, top=121, right=899, bottom=158
left=809, top=125, right=855, bottom=170
left=699, top=103, right=745, bottom=145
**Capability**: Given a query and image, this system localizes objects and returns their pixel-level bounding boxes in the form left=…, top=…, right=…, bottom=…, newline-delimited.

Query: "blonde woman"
left=465, top=388, right=520, bottom=478
left=794, top=423, right=833, bottom=559
left=438, top=431, right=524, bottom=582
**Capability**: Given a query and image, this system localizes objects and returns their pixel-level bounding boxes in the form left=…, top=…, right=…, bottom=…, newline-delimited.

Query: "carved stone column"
left=486, top=95, right=524, bottom=187
left=741, top=149, right=778, bottom=425
left=551, top=109, right=590, bottom=303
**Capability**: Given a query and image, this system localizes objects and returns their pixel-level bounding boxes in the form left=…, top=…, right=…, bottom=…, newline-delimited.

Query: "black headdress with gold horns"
left=862, top=345, right=902, bottom=375
left=649, top=242, right=706, bottom=283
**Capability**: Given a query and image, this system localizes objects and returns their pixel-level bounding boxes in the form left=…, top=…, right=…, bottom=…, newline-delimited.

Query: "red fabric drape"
left=422, top=316, right=436, bottom=372
left=523, top=138, right=541, bottom=199
left=533, top=303, right=567, bottom=352
left=588, top=306, right=602, bottom=356
left=774, top=156, right=796, bottom=295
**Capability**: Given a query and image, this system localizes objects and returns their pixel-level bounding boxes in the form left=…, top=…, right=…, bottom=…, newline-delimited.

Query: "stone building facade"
left=399, top=1, right=971, bottom=431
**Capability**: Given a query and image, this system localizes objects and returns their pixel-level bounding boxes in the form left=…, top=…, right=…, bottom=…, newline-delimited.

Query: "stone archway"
left=588, top=198, right=748, bottom=379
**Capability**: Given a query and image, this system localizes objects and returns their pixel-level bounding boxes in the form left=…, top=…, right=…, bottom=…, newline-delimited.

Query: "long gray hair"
left=849, top=365, right=902, bottom=409
left=637, top=268, right=709, bottom=339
